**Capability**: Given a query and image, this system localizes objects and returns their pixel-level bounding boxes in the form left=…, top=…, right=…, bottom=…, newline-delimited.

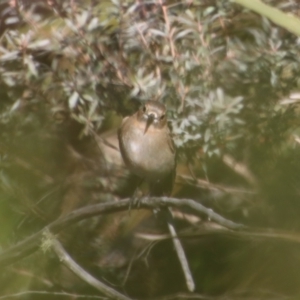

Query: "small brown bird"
left=118, top=100, right=195, bottom=291
left=118, top=100, right=176, bottom=196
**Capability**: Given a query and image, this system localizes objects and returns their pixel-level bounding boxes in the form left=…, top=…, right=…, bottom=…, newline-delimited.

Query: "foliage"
left=1, top=0, right=300, bottom=299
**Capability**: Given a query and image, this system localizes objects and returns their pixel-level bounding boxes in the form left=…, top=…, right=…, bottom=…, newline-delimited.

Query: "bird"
left=118, top=100, right=195, bottom=292
left=118, top=100, right=176, bottom=196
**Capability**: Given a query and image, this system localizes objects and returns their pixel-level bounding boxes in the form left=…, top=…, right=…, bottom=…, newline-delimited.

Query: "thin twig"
left=158, top=0, right=176, bottom=58
left=223, top=154, right=258, bottom=187
left=165, top=208, right=195, bottom=292
left=0, top=291, right=107, bottom=299
left=50, top=235, right=132, bottom=300
left=178, top=174, right=256, bottom=195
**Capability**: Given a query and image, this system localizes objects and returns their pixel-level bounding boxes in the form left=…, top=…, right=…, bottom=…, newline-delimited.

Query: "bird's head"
left=137, top=100, right=168, bottom=134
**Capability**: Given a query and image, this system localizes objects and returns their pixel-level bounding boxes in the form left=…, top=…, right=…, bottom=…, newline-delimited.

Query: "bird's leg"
left=129, top=177, right=145, bottom=210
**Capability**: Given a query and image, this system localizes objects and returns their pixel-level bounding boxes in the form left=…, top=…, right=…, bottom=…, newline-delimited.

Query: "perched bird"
left=118, top=100, right=195, bottom=292
left=118, top=100, right=176, bottom=196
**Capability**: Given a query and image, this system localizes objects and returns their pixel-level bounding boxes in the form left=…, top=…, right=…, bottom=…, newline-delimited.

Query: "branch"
left=178, top=174, right=255, bottom=195
left=223, top=154, right=258, bottom=187
left=0, top=197, right=245, bottom=268
left=0, top=291, right=108, bottom=299
left=50, top=233, right=132, bottom=300
left=165, top=208, right=195, bottom=292
left=232, top=0, right=300, bottom=37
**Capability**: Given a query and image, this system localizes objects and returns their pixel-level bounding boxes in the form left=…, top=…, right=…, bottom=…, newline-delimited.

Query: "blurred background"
left=1, top=0, right=300, bottom=299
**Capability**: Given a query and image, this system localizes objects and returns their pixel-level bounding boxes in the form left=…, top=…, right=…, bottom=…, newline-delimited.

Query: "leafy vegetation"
left=1, top=0, right=300, bottom=299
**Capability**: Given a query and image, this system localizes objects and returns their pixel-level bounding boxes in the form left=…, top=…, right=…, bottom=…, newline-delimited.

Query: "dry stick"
left=0, top=291, right=106, bottom=299
left=223, top=154, right=258, bottom=187
left=0, top=197, right=245, bottom=268
left=178, top=174, right=255, bottom=195
left=165, top=207, right=195, bottom=292
left=233, top=0, right=300, bottom=37
left=50, top=235, right=132, bottom=300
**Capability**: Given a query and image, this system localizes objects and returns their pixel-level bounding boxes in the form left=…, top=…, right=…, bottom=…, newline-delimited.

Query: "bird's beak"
left=144, top=114, right=155, bottom=134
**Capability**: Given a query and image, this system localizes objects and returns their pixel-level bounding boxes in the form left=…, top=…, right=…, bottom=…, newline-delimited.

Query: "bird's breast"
left=120, top=121, right=175, bottom=180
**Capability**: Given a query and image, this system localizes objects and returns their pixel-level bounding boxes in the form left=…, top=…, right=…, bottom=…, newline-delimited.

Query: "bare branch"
left=178, top=174, right=256, bottom=195
left=165, top=208, right=195, bottom=292
left=0, top=197, right=245, bottom=268
left=223, top=154, right=258, bottom=187
left=50, top=234, right=132, bottom=300
left=0, top=291, right=107, bottom=299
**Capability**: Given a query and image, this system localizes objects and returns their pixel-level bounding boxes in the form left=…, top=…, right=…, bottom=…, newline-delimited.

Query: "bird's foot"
left=129, top=196, right=142, bottom=210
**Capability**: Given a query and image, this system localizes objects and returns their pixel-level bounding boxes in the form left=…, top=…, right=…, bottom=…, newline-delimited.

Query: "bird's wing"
left=167, top=132, right=176, bottom=154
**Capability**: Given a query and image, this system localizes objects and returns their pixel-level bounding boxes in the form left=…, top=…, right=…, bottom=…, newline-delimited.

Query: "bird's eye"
left=160, top=114, right=165, bottom=120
